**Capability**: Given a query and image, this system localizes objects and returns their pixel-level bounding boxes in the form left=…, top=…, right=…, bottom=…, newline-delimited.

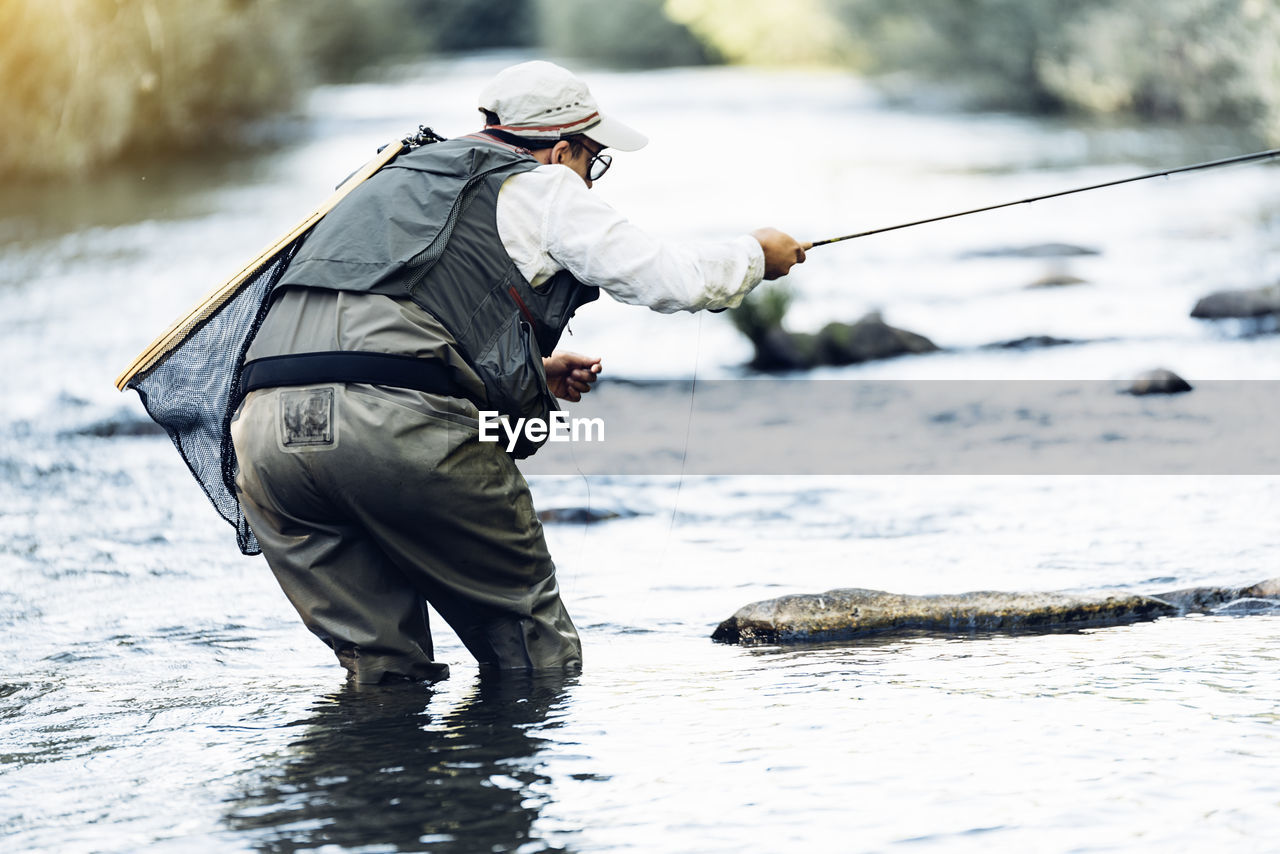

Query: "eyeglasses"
left=584, top=147, right=612, bottom=181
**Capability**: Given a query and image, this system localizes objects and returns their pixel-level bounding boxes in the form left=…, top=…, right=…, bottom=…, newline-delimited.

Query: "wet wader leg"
left=403, top=561, right=580, bottom=672
left=245, top=502, right=449, bottom=684
left=322, top=390, right=583, bottom=672
left=232, top=388, right=449, bottom=684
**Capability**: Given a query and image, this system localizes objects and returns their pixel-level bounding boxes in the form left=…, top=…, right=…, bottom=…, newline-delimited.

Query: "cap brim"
left=584, top=113, right=648, bottom=152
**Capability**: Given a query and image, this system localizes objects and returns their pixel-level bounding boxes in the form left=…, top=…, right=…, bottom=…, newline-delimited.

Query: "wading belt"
left=239, top=351, right=468, bottom=400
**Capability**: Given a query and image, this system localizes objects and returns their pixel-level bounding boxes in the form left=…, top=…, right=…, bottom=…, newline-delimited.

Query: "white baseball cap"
left=478, top=61, right=648, bottom=152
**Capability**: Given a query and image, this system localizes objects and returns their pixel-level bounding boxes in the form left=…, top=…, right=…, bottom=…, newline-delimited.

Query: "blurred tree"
left=830, top=0, right=1104, bottom=111
left=534, top=0, right=714, bottom=68
left=11, top=0, right=1277, bottom=180
left=1037, top=0, right=1280, bottom=136
left=665, top=0, right=856, bottom=66
left=409, top=0, right=536, bottom=51
left=297, top=0, right=430, bottom=81
left=0, top=0, right=308, bottom=179
left=829, top=0, right=1280, bottom=140
left=729, top=282, right=795, bottom=342
left=0, top=0, right=532, bottom=179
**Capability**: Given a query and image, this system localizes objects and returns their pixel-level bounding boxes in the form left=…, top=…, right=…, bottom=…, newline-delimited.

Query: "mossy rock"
left=815, top=312, right=939, bottom=365
left=747, top=328, right=819, bottom=371
left=713, top=578, right=1280, bottom=645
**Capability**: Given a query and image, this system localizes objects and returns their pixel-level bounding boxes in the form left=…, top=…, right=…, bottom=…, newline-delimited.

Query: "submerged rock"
left=536, top=507, right=629, bottom=524
left=745, top=312, right=938, bottom=372
left=747, top=328, right=818, bottom=372
left=814, top=313, right=939, bottom=366
left=983, top=335, right=1078, bottom=350
left=1190, top=285, right=1280, bottom=319
left=962, top=243, right=1100, bottom=259
left=1026, top=273, right=1088, bottom=288
left=66, top=408, right=167, bottom=437
left=1125, top=369, right=1192, bottom=396
left=712, top=578, right=1280, bottom=645
left=1149, top=578, right=1280, bottom=611
left=730, top=285, right=938, bottom=373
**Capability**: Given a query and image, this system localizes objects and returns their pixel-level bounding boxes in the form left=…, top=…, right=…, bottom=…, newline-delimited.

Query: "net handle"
left=114, top=140, right=407, bottom=391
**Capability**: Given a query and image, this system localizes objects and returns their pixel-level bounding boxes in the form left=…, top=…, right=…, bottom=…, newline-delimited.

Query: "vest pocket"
left=471, top=313, right=556, bottom=459
left=276, top=386, right=339, bottom=453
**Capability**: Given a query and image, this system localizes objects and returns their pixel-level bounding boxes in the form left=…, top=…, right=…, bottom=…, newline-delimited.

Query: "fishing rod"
left=810, top=147, right=1280, bottom=248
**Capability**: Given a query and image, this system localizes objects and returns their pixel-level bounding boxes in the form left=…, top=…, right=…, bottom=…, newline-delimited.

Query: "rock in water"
left=1026, top=273, right=1088, bottom=288
left=712, top=588, right=1173, bottom=644
left=711, top=579, right=1280, bottom=645
left=741, top=312, right=937, bottom=371
left=961, top=243, right=1100, bottom=259
left=1146, top=578, right=1280, bottom=611
left=67, top=408, right=167, bottom=437
left=815, top=312, right=939, bottom=365
left=1190, top=285, right=1280, bottom=319
left=983, top=335, right=1078, bottom=350
left=747, top=327, right=817, bottom=372
left=536, top=507, right=626, bottom=524
left=1125, top=369, right=1192, bottom=396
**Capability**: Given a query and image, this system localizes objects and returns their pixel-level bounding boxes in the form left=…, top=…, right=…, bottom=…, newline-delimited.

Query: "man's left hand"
left=544, top=351, right=602, bottom=402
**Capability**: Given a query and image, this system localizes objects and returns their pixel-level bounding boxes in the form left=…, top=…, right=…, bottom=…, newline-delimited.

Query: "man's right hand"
left=752, top=228, right=811, bottom=280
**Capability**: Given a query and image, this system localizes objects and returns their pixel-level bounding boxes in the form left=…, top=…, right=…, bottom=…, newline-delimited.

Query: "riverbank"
left=9, top=1, right=1279, bottom=180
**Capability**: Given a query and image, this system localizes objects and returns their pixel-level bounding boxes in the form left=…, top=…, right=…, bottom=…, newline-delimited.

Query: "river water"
left=2, top=54, right=1279, bottom=852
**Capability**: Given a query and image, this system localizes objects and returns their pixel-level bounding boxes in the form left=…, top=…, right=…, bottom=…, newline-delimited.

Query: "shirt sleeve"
left=497, top=165, right=766, bottom=314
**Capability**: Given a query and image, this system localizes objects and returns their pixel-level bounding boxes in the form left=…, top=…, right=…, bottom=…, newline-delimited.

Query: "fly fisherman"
left=230, top=61, right=808, bottom=683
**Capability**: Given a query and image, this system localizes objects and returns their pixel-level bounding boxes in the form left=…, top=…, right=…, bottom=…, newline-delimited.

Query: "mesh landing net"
left=118, top=136, right=419, bottom=554
left=128, top=242, right=300, bottom=555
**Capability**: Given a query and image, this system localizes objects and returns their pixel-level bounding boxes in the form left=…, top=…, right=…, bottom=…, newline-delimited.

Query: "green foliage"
left=830, top=0, right=1280, bottom=137
left=297, top=0, right=434, bottom=82
left=533, top=0, right=714, bottom=68
left=831, top=0, right=1100, bottom=111
left=0, top=0, right=520, bottom=180
left=0, top=0, right=303, bottom=178
left=409, top=0, right=536, bottom=52
left=664, top=0, right=857, bottom=67
left=1037, top=0, right=1280, bottom=133
left=12, top=0, right=1278, bottom=178
left=728, top=283, right=794, bottom=343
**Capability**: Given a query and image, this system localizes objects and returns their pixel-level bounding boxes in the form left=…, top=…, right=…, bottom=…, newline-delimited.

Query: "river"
left=2, top=54, right=1279, bottom=852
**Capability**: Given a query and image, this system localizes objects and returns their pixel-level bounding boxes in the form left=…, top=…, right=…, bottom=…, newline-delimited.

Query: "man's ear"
left=550, top=140, right=572, bottom=165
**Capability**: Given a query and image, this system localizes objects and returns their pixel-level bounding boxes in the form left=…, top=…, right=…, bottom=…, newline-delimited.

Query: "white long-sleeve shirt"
left=498, top=164, right=765, bottom=312
left=247, top=160, right=764, bottom=380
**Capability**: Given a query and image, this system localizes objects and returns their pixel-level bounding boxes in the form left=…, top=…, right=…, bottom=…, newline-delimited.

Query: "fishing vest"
left=250, top=135, right=599, bottom=457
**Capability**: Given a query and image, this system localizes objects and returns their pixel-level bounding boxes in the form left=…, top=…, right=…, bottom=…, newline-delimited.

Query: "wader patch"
left=280, top=388, right=336, bottom=450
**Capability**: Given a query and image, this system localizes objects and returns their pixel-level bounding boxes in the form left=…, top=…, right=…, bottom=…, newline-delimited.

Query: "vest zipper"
left=404, top=162, right=518, bottom=296
left=508, top=285, right=536, bottom=327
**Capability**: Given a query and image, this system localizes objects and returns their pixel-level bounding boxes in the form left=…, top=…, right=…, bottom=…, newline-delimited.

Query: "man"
left=230, top=61, right=808, bottom=683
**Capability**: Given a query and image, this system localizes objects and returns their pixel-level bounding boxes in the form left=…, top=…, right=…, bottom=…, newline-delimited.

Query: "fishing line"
left=656, top=151, right=1280, bottom=566
left=562, top=434, right=592, bottom=599
left=810, top=148, right=1280, bottom=247
left=661, top=311, right=704, bottom=567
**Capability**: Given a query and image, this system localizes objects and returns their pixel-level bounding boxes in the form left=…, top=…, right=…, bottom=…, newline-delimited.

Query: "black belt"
left=240, top=351, right=464, bottom=398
